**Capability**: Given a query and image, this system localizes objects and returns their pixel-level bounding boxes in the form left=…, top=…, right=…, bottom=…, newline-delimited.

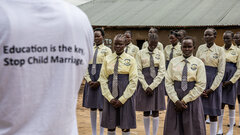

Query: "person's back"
left=0, top=0, right=93, bottom=135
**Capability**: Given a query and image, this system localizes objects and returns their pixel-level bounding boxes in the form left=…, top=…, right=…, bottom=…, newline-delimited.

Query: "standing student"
left=0, top=0, right=93, bottom=134
left=83, top=28, right=112, bottom=135
left=142, top=27, right=164, bottom=52
left=124, top=30, right=139, bottom=58
left=217, top=31, right=240, bottom=135
left=164, top=36, right=206, bottom=135
left=196, top=28, right=225, bottom=135
left=135, top=33, right=166, bottom=135
left=233, top=32, right=240, bottom=128
left=164, top=30, right=182, bottom=68
left=99, top=34, right=138, bottom=135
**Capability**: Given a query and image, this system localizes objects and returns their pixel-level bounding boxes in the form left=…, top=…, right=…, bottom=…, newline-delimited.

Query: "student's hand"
left=201, top=90, right=208, bottom=98
left=205, top=89, right=213, bottom=96
left=223, top=81, right=233, bottom=87
left=92, top=81, right=100, bottom=89
left=145, top=87, right=153, bottom=96
left=113, top=100, right=123, bottom=108
left=175, top=100, right=187, bottom=112
left=110, top=99, right=117, bottom=107
left=89, top=81, right=100, bottom=89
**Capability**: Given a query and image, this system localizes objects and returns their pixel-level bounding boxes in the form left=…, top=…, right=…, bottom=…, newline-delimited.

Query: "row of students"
left=83, top=27, right=240, bottom=135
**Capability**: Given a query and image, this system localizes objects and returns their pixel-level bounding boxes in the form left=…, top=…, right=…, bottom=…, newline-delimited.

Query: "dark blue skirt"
left=237, top=79, right=240, bottom=95
left=222, top=62, right=237, bottom=106
left=101, top=74, right=136, bottom=129
left=82, top=64, right=104, bottom=109
left=201, top=66, right=222, bottom=116
left=164, top=81, right=206, bottom=135
left=135, top=67, right=166, bottom=111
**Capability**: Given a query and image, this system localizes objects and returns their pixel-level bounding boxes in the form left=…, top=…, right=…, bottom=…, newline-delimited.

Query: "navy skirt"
left=101, top=74, right=136, bottom=129
left=237, top=79, right=240, bottom=96
left=135, top=67, right=166, bottom=111
left=201, top=66, right=222, bottom=116
left=222, top=62, right=237, bottom=106
left=164, top=81, right=206, bottom=135
left=82, top=64, right=104, bottom=109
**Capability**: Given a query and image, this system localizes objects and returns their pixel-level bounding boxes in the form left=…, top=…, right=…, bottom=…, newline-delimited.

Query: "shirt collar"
left=204, top=43, right=216, bottom=52
left=94, top=43, right=104, bottom=49
left=171, top=42, right=181, bottom=49
left=145, top=47, right=158, bottom=54
left=113, top=52, right=126, bottom=59
left=180, top=55, right=193, bottom=62
left=223, top=44, right=235, bottom=50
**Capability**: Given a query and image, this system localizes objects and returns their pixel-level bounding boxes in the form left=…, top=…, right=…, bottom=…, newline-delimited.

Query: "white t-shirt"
left=0, top=0, right=93, bottom=134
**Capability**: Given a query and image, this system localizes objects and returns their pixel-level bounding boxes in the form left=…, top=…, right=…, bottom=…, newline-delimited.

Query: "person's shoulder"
left=170, top=56, right=182, bottom=62
left=198, top=44, right=206, bottom=49
left=158, top=42, right=163, bottom=46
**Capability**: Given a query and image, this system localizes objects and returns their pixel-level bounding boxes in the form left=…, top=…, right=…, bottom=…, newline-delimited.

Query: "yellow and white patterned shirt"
left=99, top=52, right=138, bottom=104
left=196, top=43, right=225, bottom=90
left=136, top=48, right=165, bottom=90
left=223, top=44, right=240, bottom=83
left=164, top=42, right=182, bottom=61
left=84, top=44, right=112, bottom=82
left=124, top=42, right=139, bottom=58
left=165, top=55, right=206, bottom=104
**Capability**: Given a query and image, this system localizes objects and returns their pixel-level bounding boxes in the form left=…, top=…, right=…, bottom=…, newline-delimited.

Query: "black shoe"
left=227, top=123, right=236, bottom=127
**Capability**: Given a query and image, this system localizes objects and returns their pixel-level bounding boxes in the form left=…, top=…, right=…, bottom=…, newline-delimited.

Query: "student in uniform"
left=217, top=31, right=240, bottom=135
left=142, top=27, right=164, bottom=52
left=135, top=33, right=166, bottom=135
left=99, top=34, right=138, bottom=135
left=177, top=29, right=187, bottom=43
left=164, top=36, right=206, bottom=135
left=164, top=30, right=182, bottom=68
left=233, top=32, right=240, bottom=128
left=196, top=28, right=225, bottom=135
left=82, top=28, right=112, bottom=135
left=124, top=30, right=139, bottom=58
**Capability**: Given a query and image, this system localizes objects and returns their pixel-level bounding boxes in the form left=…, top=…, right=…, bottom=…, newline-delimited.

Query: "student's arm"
left=165, top=61, right=179, bottom=103
left=210, top=47, right=225, bottom=90
left=136, top=51, right=149, bottom=91
left=99, top=58, right=114, bottom=102
left=230, top=48, right=240, bottom=83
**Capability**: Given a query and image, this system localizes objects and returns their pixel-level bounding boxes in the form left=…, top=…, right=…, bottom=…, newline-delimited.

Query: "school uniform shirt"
left=84, top=43, right=112, bottom=82
left=196, top=43, right=225, bottom=90
left=124, top=42, right=139, bottom=58
left=142, top=41, right=164, bottom=52
left=99, top=52, right=138, bottom=104
left=164, top=42, right=182, bottom=61
left=136, top=48, right=166, bottom=90
left=165, top=55, right=206, bottom=104
left=0, top=0, right=93, bottom=135
left=223, top=44, right=240, bottom=83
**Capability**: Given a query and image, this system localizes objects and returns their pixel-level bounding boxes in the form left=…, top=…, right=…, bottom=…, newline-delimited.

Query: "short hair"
left=178, top=29, right=187, bottom=36
left=94, top=28, right=105, bottom=37
left=124, top=30, right=132, bottom=37
left=181, top=36, right=195, bottom=47
left=113, top=34, right=126, bottom=44
left=148, top=33, right=159, bottom=42
left=149, top=27, right=158, bottom=34
left=206, top=28, right=217, bottom=36
left=224, top=31, right=234, bottom=38
left=169, top=30, right=179, bottom=37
